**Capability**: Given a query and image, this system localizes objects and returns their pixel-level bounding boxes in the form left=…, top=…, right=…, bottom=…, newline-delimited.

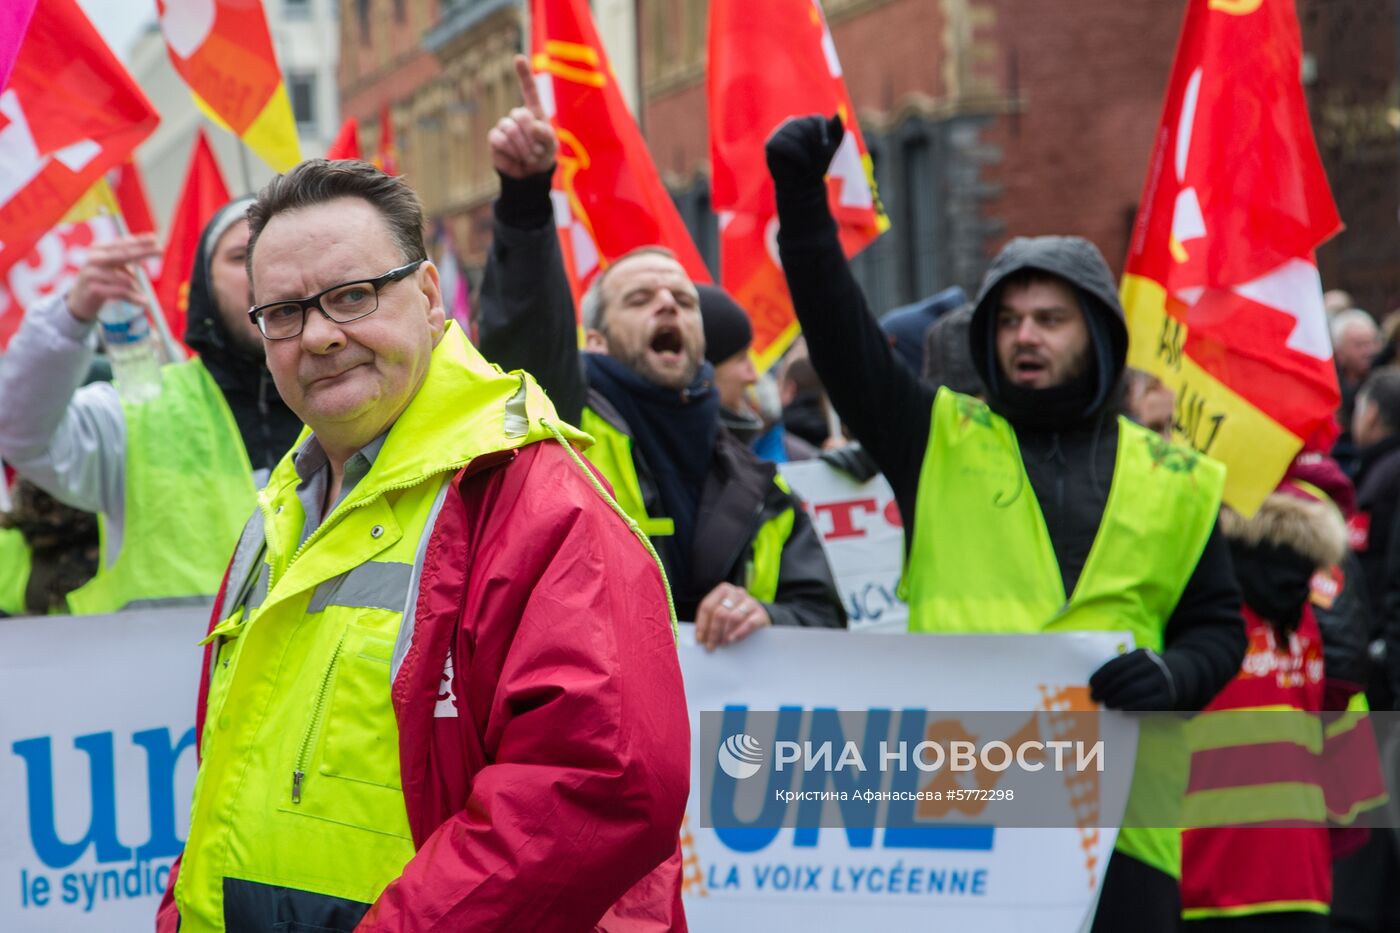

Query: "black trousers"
left=1184, top=913, right=1328, bottom=933
left=1092, top=850, right=1180, bottom=933
left=1330, top=829, right=1400, bottom=933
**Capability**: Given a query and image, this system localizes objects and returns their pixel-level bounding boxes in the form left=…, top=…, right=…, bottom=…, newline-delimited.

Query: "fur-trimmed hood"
left=1220, top=491, right=1347, bottom=569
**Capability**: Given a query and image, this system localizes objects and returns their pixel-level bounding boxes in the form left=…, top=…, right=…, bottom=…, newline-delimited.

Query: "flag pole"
left=236, top=139, right=254, bottom=196
left=105, top=206, right=184, bottom=364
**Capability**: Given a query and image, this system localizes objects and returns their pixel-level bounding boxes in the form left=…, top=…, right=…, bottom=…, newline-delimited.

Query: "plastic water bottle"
left=97, top=301, right=162, bottom=404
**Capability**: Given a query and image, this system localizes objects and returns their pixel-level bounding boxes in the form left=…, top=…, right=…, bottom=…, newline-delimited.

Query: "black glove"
left=1089, top=648, right=1179, bottom=711
left=820, top=442, right=881, bottom=483
left=765, top=113, right=845, bottom=196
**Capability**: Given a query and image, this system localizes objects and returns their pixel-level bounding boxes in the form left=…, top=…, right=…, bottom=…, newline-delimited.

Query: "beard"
left=605, top=331, right=703, bottom=390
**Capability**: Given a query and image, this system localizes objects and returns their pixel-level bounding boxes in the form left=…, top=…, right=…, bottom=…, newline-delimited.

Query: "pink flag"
left=0, top=0, right=38, bottom=91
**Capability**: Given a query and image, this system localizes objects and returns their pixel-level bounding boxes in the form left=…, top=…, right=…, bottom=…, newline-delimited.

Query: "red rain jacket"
left=157, top=441, right=691, bottom=931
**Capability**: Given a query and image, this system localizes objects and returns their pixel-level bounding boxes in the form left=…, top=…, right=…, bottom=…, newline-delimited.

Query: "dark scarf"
left=585, top=353, right=718, bottom=590
left=1229, top=539, right=1313, bottom=635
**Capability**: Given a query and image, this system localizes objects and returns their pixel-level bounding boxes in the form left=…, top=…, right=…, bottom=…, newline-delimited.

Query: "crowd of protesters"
left=0, top=65, right=1397, bottom=933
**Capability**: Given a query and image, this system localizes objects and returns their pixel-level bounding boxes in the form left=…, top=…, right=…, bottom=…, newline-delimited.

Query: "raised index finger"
left=513, top=54, right=545, bottom=119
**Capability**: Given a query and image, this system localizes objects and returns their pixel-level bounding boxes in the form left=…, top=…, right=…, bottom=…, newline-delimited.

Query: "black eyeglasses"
left=249, top=259, right=425, bottom=340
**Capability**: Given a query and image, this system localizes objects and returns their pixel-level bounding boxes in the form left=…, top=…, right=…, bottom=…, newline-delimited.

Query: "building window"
left=285, top=0, right=311, bottom=19
left=289, top=73, right=318, bottom=132
left=901, top=135, right=940, bottom=301
left=357, top=0, right=371, bottom=44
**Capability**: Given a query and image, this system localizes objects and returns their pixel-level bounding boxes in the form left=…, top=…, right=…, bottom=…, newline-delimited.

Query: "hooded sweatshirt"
left=775, top=190, right=1244, bottom=710
left=185, top=198, right=303, bottom=473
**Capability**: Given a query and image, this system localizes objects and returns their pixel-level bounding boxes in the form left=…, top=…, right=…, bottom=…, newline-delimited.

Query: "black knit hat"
left=698, top=284, right=753, bottom=364
left=922, top=306, right=983, bottom=395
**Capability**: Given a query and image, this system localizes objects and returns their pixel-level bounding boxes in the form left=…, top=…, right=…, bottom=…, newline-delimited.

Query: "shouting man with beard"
left=477, top=57, right=843, bottom=647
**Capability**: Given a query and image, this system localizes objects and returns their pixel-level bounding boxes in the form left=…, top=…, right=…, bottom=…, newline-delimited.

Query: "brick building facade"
left=642, top=0, right=1184, bottom=313
left=642, top=0, right=1399, bottom=317
left=338, top=0, right=525, bottom=272
left=334, top=1, right=1399, bottom=315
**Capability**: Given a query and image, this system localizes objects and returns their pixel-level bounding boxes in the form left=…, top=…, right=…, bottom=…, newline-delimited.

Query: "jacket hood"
left=968, top=236, right=1129, bottom=425
left=1220, top=491, right=1347, bottom=570
left=184, top=197, right=257, bottom=361
left=265, top=323, right=587, bottom=505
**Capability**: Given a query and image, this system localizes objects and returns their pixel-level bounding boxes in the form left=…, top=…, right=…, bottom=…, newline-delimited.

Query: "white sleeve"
left=0, top=294, right=127, bottom=557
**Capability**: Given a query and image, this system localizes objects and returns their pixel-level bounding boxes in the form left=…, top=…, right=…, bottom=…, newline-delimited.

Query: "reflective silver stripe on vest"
left=391, top=480, right=454, bottom=683
left=504, top=377, right=529, bottom=438
left=307, top=560, right=415, bottom=614
left=216, top=510, right=269, bottom=622
left=244, top=563, right=271, bottom=613
left=120, top=595, right=217, bottom=611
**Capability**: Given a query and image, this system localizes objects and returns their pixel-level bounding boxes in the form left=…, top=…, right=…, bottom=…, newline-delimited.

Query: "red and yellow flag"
left=530, top=0, right=711, bottom=311
left=1123, top=0, right=1342, bottom=516
left=708, top=0, right=888, bottom=371
left=0, top=0, right=158, bottom=276
left=154, top=130, right=232, bottom=347
left=156, top=0, right=301, bottom=172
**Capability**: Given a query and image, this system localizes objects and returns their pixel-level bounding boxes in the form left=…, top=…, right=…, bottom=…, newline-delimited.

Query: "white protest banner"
left=0, top=607, right=206, bottom=931
left=779, top=459, right=907, bottom=633
left=678, top=625, right=1136, bottom=932
left=4, top=609, right=1135, bottom=932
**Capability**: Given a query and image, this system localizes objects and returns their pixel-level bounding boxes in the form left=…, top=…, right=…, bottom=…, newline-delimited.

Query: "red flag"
left=530, top=0, right=710, bottom=310
left=0, top=215, right=119, bottom=350
left=156, top=0, right=300, bottom=171
left=1122, top=0, right=1343, bottom=515
left=326, top=117, right=363, bottom=161
left=709, top=0, right=888, bottom=371
left=107, top=158, right=157, bottom=235
left=374, top=105, right=399, bottom=175
left=154, top=130, right=232, bottom=347
left=0, top=0, right=158, bottom=276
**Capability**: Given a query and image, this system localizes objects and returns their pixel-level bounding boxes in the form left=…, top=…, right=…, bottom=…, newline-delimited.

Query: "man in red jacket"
left=157, top=159, right=690, bottom=932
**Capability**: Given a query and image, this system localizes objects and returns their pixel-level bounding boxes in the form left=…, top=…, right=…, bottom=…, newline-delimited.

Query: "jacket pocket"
left=320, top=625, right=401, bottom=789
left=278, top=620, right=409, bottom=839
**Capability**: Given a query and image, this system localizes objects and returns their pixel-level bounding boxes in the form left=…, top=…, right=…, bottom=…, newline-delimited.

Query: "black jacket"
left=773, top=188, right=1245, bottom=711
left=477, top=172, right=844, bottom=629
left=1354, top=434, right=1400, bottom=708
left=184, top=200, right=303, bottom=473
left=1355, top=434, right=1400, bottom=616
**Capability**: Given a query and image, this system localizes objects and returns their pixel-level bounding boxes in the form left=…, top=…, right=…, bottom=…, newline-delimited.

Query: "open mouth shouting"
left=649, top=324, right=686, bottom=365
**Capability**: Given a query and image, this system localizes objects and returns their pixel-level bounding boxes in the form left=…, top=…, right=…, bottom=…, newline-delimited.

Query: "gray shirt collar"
left=292, top=432, right=389, bottom=543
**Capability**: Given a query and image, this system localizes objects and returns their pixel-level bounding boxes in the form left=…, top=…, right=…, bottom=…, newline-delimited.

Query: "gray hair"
left=579, top=245, right=679, bottom=332
left=1331, top=308, right=1378, bottom=345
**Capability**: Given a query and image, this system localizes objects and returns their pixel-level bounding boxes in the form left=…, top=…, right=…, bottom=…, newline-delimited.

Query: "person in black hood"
left=765, top=114, right=1245, bottom=933
left=184, top=197, right=303, bottom=474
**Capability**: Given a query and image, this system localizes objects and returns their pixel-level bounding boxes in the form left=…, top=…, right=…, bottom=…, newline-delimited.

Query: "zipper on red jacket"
left=292, top=628, right=347, bottom=804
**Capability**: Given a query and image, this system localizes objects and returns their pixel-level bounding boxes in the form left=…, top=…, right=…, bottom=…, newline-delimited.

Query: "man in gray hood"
left=765, top=114, right=1245, bottom=933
